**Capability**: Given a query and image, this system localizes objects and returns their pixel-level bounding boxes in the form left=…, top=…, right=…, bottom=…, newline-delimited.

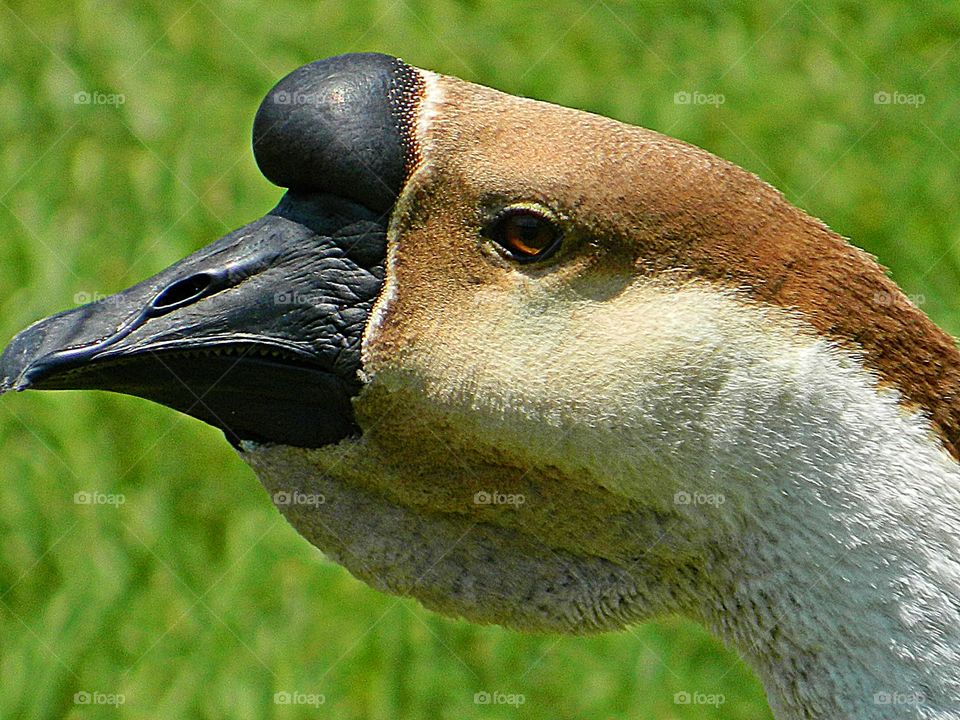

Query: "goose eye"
left=489, top=210, right=562, bottom=262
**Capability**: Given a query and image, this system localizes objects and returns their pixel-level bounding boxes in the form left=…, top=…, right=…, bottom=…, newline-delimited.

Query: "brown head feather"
left=377, top=72, right=960, bottom=459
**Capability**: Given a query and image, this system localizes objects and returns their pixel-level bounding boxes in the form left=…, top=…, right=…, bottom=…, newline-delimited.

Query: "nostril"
left=150, top=273, right=214, bottom=313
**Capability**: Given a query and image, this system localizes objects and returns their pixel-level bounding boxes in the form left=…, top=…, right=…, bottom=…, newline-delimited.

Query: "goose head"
left=3, top=53, right=960, bottom=718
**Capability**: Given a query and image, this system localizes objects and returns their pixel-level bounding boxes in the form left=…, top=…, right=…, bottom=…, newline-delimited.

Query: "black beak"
left=0, top=192, right=385, bottom=448
left=0, top=52, right=423, bottom=449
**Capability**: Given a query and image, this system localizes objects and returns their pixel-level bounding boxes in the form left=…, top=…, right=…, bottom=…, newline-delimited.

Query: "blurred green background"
left=1, top=1, right=958, bottom=718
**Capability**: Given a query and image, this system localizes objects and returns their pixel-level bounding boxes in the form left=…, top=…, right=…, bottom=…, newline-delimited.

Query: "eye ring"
left=486, top=207, right=563, bottom=263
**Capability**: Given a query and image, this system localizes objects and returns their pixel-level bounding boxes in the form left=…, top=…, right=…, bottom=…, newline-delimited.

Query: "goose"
left=2, top=52, right=959, bottom=719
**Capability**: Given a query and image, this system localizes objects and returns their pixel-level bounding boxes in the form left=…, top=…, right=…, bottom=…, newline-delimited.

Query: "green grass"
left=1, top=1, right=959, bottom=718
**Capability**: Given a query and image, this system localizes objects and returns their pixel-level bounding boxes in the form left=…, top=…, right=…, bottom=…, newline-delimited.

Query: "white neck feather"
left=706, top=371, right=960, bottom=719
left=373, top=279, right=960, bottom=718
left=690, top=311, right=960, bottom=720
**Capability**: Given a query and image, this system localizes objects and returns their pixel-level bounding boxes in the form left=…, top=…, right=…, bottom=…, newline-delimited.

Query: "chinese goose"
left=2, top=53, right=959, bottom=719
